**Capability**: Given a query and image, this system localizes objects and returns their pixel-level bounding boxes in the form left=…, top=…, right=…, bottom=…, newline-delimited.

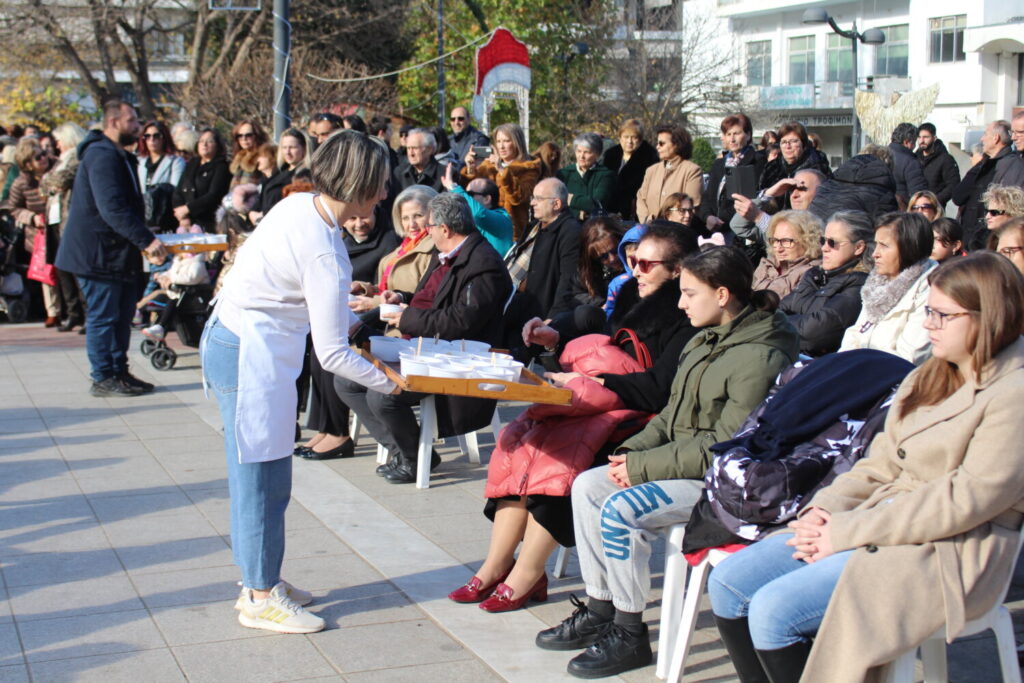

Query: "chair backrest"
left=992, top=521, right=1024, bottom=606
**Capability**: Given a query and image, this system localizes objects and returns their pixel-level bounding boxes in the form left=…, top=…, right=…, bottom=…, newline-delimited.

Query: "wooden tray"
left=358, top=348, right=572, bottom=406
left=165, top=242, right=229, bottom=255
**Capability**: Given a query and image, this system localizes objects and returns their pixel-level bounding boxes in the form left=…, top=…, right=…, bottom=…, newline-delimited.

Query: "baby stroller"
left=139, top=283, right=214, bottom=370
left=0, top=213, right=29, bottom=323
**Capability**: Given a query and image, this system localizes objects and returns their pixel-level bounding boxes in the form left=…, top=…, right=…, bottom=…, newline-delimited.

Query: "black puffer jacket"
left=915, top=139, right=960, bottom=205
left=758, top=147, right=831, bottom=195
left=953, top=146, right=1024, bottom=251
left=808, top=154, right=898, bottom=220
left=779, top=259, right=868, bottom=356
left=887, top=142, right=928, bottom=201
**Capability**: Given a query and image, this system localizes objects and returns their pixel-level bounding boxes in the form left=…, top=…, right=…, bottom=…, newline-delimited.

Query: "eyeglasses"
left=779, top=139, right=802, bottom=147
left=655, top=140, right=669, bottom=147
left=235, top=132, right=255, bottom=139
left=143, top=132, right=162, bottom=140
left=531, top=195, right=557, bottom=202
left=635, top=259, right=666, bottom=274
left=987, top=209, right=1007, bottom=217
left=819, top=236, right=851, bottom=249
left=923, top=305, right=972, bottom=329
left=999, top=245, right=1024, bottom=257
left=911, top=204, right=935, bottom=212
left=768, top=237, right=797, bottom=248
left=595, top=249, right=618, bottom=261
left=450, top=116, right=466, bottom=122
left=666, top=207, right=694, bottom=214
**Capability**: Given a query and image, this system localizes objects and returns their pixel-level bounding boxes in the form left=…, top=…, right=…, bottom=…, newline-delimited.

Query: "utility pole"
left=272, top=0, right=291, bottom=140
left=437, top=0, right=446, bottom=128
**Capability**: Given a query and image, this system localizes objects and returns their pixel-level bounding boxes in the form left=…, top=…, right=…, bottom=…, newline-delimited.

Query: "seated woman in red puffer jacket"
left=447, top=223, right=699, bottom=612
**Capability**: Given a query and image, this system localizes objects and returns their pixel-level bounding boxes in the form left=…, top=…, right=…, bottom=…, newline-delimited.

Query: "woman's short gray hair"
left=828, top=210, right=875, bottom=270
left=391, top=184, right=439, bottom=237
left=573, top=132, right=603, bottom=156
left=53, top=122, right=86, bottom=153
left=428, top=192, right=475, bottom=236
left=311, top=129, right=390, bottom=204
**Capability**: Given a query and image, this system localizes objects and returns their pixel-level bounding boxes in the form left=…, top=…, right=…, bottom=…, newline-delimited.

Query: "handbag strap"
left=612, top=327, right=653, bottom=369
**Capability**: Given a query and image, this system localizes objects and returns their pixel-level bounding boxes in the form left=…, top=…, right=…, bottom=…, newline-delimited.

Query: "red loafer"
left=478, top=573, right=548, bottom=613
left=448, top=563, right=515, bottom=603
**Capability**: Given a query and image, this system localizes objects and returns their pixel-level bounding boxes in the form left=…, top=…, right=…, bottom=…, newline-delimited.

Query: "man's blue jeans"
left=707, top=533, right=853, bottom=650
left=200, top=317, right=291, bottom=590
left=77, top=275, right=137, bottom=382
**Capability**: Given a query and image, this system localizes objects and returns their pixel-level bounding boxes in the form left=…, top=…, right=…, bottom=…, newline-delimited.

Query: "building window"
left=747, top=40, right=771, bottom=86
left=788, top=35, right=815, bottom=85
left=929, top=15, right=965, bottom=63
left=874, top=24, right=909, bottom=76
left=826, top=33, right=852, bottom=85
left=1019, top=54, right=1024, bottom=106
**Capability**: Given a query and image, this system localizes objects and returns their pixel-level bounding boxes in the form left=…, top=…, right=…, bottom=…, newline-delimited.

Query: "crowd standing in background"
left=2, top=101, right=1024, bottom=681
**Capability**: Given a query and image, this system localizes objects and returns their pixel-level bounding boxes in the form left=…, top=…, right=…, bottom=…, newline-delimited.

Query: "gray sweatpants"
left=572, top=465, right=704, bottom=613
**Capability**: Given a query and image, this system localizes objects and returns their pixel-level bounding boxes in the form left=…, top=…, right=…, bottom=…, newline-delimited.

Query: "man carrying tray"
left=335, top=192, right=513, bottom=484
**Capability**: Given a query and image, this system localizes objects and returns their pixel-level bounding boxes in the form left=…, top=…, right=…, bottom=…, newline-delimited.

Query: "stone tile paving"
left=0, top=321, right=1017, bottom=681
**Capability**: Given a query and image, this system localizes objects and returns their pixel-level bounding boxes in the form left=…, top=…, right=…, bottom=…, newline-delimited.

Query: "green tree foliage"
left=397, top=0, right=615, bottom=148
left=691, top=137, right=717, bottom=173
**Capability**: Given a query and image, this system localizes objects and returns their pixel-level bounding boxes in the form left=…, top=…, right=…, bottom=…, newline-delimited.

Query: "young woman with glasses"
left=708, top=252, right=1024, bottom=683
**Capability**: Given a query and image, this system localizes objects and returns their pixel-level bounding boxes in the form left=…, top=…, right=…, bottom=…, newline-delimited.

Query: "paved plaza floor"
left=0, top=322, right=1019, bottom=682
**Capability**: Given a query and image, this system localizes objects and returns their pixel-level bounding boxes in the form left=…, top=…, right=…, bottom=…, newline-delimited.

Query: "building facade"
left=717, top=0, right=1024, bottom=166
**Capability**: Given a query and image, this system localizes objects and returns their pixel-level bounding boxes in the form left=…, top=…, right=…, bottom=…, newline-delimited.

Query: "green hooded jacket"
left=624, top=307, right=800, bottom=483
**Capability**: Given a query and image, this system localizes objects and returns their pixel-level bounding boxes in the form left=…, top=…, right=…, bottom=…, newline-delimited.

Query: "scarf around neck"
left=860, top=259, right=930, bottom=322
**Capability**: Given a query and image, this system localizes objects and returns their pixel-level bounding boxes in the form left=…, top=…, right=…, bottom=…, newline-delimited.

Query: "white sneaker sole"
left=234, top=589, right=312, bottom=610
left=237, top=611, right=325, bottom=634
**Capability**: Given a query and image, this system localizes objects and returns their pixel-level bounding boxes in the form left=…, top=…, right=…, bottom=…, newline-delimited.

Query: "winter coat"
left=839, top=261, right=937, bottom=365
left=4, top=172, right=46, bottom=255
left=686, top=351, right=912, bottom=551
left=751, top=255, right=819, bottom=299
left=173, top=157, right=231, bottom=232
left=915, top=139, right=960, bottom=205
left=602, top=141, right=659, bottom=220
left=503, top=212, right=582, bottom=338
left=758, top=147, right=831, bottom=195
left=780, top=260, right=868, bottom=356
left=461, top=158, right=542, bottom=241
left=138, top=154, right=185, bottom=189
left=636, top=158, right=703, bottom=223
left=556, top=162, right=616, bottom=216
left=953, top=146, right=1024, bottom=250
left=800, top=338, right=1024, bottom=683
left=41, top=151, right=78, bottom=238
left=808, top=154, right=898, bottom=221
left=55, top=130, right=156, bottom=280
left=887, top=142, right=928, bottom=201
left=449, top=125, right=489, bottom=164
left=392, top=158, right=445, bottom=194
left=621, top=308, right=800, bottom=483
left=485, top=334, right=652, bottom=499
left=396, top=231, right=513, bottom=438
left=355, top=232, right=436, bottom=337
left=699, top=147, right=766, bottom=226
left=256, top=166, right=296, bottom=215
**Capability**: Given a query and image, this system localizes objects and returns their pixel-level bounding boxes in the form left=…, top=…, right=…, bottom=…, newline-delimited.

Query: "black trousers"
left=333, top=376, right=427, bottom=464
left=308, top=351, right=350, bottom=436
left=56, top=268, right=85, bottom=322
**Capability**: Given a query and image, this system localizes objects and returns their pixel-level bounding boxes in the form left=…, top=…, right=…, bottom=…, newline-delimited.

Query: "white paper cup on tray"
left=399, top=352, right=436, bottom=377
left=379, top=303, right=402, bottom=321
left=370, top=336, right=411, bottom=362
left=428, top=362, right=473, bottom=378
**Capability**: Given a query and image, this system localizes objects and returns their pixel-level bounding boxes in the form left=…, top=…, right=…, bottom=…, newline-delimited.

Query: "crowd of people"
left=3, top=101, right=1024, bottom=682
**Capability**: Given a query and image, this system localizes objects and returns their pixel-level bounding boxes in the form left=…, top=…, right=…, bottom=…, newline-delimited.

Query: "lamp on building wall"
left=803, top=7, right=885, bottom=153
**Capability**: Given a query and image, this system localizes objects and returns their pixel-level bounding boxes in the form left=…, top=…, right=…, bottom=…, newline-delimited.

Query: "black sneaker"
left=536, top=595, right=612, bottom=651
left=120, top=371, right=154, bottom=393
left=90, top=377, right=145, bottom=397
left=566, top=622, right=652, bottom=679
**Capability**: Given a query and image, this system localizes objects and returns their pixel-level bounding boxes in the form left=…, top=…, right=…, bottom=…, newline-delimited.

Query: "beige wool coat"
left=635, top=159, right=703, bottom=223
left=799, top=337, right=1024, bottom=683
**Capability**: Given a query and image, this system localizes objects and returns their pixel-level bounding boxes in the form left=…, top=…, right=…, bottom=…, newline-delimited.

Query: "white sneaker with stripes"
left=236, top=582, right=325, bottom=634
left=234, top=580, right=313, bottom=610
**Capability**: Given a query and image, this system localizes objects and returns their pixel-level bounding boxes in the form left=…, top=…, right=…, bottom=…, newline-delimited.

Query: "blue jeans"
left=200, top=317, right=292, bottom=590
left=77, top=275, right=137, bottom=382
left=707, top=533, right=853, bottom=650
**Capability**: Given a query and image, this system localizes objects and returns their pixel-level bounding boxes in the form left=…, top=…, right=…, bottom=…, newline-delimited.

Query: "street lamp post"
left=802, top=8, right=884, bottom=153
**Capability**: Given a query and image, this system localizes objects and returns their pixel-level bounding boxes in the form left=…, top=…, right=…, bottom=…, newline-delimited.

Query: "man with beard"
left=915, top=122, right=960, bottom=205
left=55, top=99, right=167, bottom=396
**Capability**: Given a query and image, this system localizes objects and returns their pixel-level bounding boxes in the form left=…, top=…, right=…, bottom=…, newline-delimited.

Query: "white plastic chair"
left=881, top=524, right=1024, bottom=683
left=664, top=546, right=736, bottom=682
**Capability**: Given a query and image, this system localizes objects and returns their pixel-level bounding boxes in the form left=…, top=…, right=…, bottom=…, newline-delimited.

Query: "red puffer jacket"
left=485, top=334, right=653, bottom=498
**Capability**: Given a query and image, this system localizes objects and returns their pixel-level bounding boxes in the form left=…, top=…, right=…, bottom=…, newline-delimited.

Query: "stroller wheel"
left=140, top=338, right=158, bottom=356
left=150, top=347, right=177, bottom=370
left=6, top=298, right=27, bottom=323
